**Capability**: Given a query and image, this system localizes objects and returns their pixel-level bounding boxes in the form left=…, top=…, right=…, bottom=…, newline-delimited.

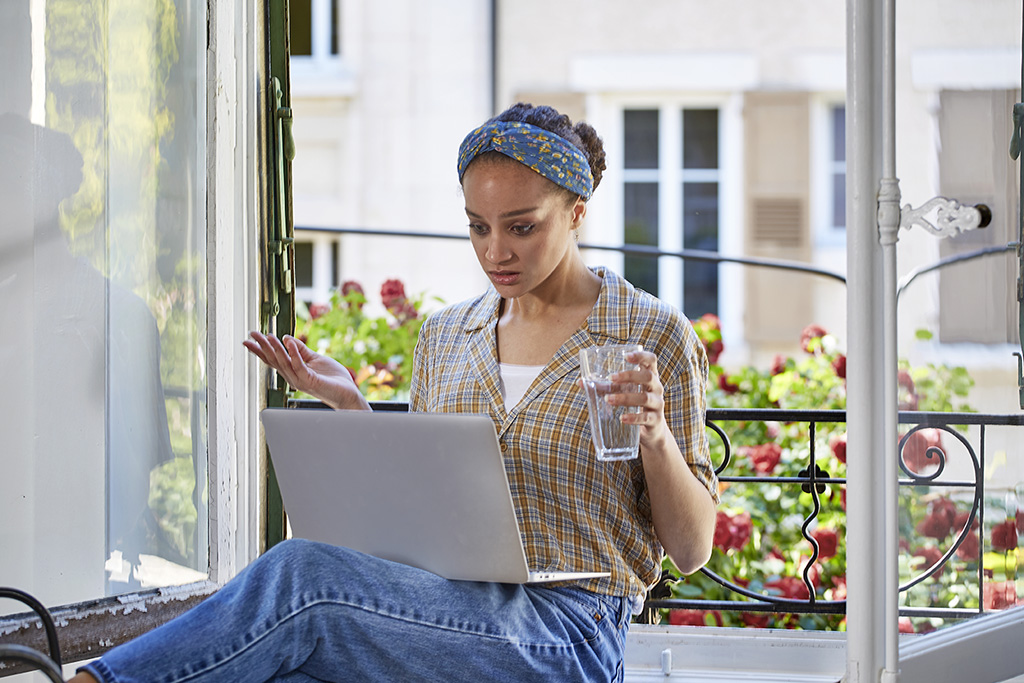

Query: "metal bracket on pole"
left=899, top=197, right=991, bottom=238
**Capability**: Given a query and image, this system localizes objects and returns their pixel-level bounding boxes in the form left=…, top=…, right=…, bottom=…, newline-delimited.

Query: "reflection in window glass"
left=624, top=182, right=659, bottom=295
left=295, top=241, right=315, bottom=288
left=682, top=109, right=719, bottom=170
left=683, top=182, right=720, bottom=317
left=624, top=109, right=659, bottom=170
left=290, top=0, right=314, bottom=56
left=0, top=0, right=207, bottom=608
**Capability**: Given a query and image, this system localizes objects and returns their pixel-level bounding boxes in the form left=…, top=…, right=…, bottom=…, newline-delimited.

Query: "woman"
left=73, top=103, right=718, bottom=683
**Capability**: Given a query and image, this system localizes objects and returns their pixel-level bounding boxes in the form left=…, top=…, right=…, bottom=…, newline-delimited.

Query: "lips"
left=489, top=270, right=521, bottom=286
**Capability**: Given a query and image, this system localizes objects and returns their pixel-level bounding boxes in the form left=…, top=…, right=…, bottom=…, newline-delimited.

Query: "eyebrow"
left=465, top=207, right=539, bottom=220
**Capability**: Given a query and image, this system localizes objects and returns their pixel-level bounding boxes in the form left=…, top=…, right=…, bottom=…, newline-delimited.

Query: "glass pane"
left=832, top=172, right=846, bottom=229
left=0, top=0, right=208, bottom=609
left=832, top=105, right=846, bottom=163
left=683, top=182, right=719, bottom=317
left=624, top=109, right=659, bottom=170
left=624, top=182, right=659, bottom=295
left=295, top=241, right=314, bottom=287
left=683, top=109, right=719, bottom=170
left=291, top=0, right=313, bottom=56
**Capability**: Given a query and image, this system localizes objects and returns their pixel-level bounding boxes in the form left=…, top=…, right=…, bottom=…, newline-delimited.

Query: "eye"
left=510, top=223, right=535, bottom=236
left=468, top=223, right=489, bottom=236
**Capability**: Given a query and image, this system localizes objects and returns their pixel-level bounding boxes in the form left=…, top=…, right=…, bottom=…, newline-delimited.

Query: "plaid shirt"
left=410, top=267, right=719, bottom=598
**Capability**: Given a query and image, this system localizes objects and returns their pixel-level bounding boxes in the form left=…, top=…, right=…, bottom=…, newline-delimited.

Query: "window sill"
left=623, top=625, right=846, bottom=682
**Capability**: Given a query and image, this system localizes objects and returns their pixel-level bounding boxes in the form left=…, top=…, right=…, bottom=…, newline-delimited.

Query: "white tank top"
left=498, top=362, right=545, bottom=408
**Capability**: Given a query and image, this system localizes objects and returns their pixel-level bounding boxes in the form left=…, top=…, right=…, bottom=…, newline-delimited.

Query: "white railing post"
left=845, top=0, right=890, bottom=680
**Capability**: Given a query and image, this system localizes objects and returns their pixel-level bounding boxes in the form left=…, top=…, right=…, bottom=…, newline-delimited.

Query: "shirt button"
left=500, top=442, right=508, bottom=452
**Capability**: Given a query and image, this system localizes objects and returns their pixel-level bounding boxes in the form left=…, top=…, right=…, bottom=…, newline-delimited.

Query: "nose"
left=484, top=231, right=513, bottom=265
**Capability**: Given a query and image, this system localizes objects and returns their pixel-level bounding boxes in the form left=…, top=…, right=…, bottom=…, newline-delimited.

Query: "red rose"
left=830, top=432, right=847, bottom=464
left=955, top=531, right=980, bottom=561
left=706, top=339, right=724, bottom=365
left=308, top=302, right=330, bottom=320
left=901, top=429, right=943, bottom=475
left=811, top=527, right=839, bottom=560
left=915, top=497, right=956, bottom=540
left=954, top=510, right=979, bottom=532
left=380, top=278, right=408, bottom=312
left=898, top=617, right=915, bottom=634
left=718, top=373, right=740, bottom=394
left=765, top=576, right=810, bottom=601
left=713, top=511, right=753, bottom=552
left=740, top=612, right=771, bottom=628
left=831, top=353, right=847, bottom=379
left=897, top=370, right=918, bottom=410
left=913, top=545, right=946, bottom=579
left=742, top=442, right=782, bottom=475
left=1017, top=509, right=1024, bottom=535
left=340, top=280, right=366, bottom=309
left=991, top=519, right=1018, bottom=552
left=830, top=575, right=847, bottom=600
left=800, top=324, right=828, bottom=353
left=770, top=354, right=788, bottom=376
left=668, top=609, right=722, bottom=627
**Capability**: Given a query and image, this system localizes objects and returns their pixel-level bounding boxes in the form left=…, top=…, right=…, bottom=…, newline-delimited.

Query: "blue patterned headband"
left=457, top=121, right=594, bottom=200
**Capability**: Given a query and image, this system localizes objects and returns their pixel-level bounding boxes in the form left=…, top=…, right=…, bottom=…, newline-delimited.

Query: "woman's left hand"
left=608, top=349, right=671, bottom=450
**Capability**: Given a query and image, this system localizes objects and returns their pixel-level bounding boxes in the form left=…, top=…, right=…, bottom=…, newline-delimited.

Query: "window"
left=0, top=0, right=209, bottom=608
left=1, top=0, right=265, bottom=666
left=829, top=105, right=846, bottom=231
left=294, top=234, right=341, bottom=305
left=622, top=107, right=721, bottom=318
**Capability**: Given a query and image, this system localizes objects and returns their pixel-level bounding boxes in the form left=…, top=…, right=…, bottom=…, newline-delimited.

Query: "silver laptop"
left=260, top=408, right=609, bottom=584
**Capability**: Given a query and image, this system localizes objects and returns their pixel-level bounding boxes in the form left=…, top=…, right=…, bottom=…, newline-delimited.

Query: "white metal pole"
left=846, top=0, right=889, bottom=680
left=878, top=0, right=901, bottom=680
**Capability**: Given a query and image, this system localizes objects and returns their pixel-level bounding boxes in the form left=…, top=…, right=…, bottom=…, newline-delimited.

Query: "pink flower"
left=898, top=617, right=916, bottom=634
left=800, top=324, right=828, bottom=353
left=309, top=303, right=330, bottom=320
left=740, top=612, right=771, bottom=628
left=984, top=580, right=1018, bottom=611
left=742, top=442, right=782, bottom=475
left=380, top=279, right=407, bottom=309
left=770, top=354, right=788, bottom=376
left=991, top=519, right=1018, bottom=552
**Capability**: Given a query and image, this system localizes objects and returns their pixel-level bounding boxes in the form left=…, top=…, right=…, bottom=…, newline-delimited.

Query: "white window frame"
left=290, top=0, right=357, bottom=97
left=294, top=230, right=340, bottom=305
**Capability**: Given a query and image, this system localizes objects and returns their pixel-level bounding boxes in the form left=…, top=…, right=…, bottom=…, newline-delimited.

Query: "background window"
left=622, top=107, right=721, bottom=317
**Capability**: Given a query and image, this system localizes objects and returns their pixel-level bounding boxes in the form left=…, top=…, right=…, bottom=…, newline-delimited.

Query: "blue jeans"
left=81, top=539, right=630, bottom=682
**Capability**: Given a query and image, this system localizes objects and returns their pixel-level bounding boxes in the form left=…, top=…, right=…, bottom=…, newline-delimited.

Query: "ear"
left=570, top=196, right=587, bottom=229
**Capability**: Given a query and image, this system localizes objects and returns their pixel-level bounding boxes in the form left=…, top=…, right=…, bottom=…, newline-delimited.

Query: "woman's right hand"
left=243, top=331, right=370, bottom=411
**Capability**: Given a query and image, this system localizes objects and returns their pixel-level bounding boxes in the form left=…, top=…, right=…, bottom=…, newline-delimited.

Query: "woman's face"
left=462, top=158, right=585, bottom=299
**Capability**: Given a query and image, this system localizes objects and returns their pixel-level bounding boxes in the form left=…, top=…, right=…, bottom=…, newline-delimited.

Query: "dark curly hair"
left=481, top=102, right=607, bottom=196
